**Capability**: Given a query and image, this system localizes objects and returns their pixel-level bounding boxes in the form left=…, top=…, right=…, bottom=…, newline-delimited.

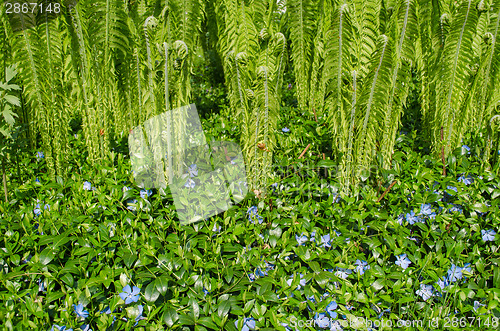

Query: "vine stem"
left=2, top=159, right=7, bottom=203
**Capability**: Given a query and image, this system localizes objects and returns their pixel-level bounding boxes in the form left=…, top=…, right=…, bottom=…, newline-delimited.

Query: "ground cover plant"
left=1, top=0, right=500, bottom=330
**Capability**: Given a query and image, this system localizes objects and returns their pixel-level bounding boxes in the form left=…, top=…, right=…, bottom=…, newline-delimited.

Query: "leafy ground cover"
left=1, top=101, right=500, bottom=331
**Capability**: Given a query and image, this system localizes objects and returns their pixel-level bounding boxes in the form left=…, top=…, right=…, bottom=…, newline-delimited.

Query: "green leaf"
left=39, top=248, right=56, bottom=265
left=144, top=281, right=160, bottom=302
left=155, top=276, right=168, bottom=295
left=163, top=308, right=179, bottom=327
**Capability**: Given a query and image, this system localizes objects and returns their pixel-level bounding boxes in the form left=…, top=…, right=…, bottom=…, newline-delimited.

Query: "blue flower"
left=314, top=312, right=330, bottom=328
left=126, top=199, right=137, bottom=211
left=326, top=300, right=338, bottom=318
left=354, top=259, right=370, bottom=275
left=203, top=287, right=210, bottom=296
left=474, top=301, right=485, bottom=312
left=248, top=273, right=256, bottom=282
left=420, top=204, right=432, bottom=216
left=458, top=174, right=474, bottom=185
left=447, top=264, right=463, bottom=282
left=235, top=317, right=256, bottom=331
left=481, top=229, right=496, bottom=242
left=319, top=234, right=331, bottom=248
left=34, top=203, right=41, bottom=216
left=100, top=306, right=112, bottom=314
left=80, top=324, right=92, bottom=331
left=295, top=233, right=308, bottom=246
left=119, top=285, right=141, bottom=304
left=35, top=178, right=40, bottom=183
left=448, top=204, right=463, bottom=213
left=406, top=210, right=423, bottom=225
left=139, top=189, right=152, bottom=199
left=83, top=181, right=92, bottom=191
left=212, top=223, right=221, bottom=232
left=184, top=178, right=196, bottom=189
left=287, top=273, right=306, bottom=290
left=73, top=303, right=89, bottom=319
left=335, top=267, right=352, bottom=279
left=436, top=276, right=449, bottom=291
left=247, top=206, right=263, bottom=224
left=462, top=145, right=471, bottom=154
left=36, top=151, right=44, bottom=159
left=188, top=164, right=198, bottom=177
left=38, top=278, right=45, bottom=292
left=133, top=305, right=145, bottom=326
left=51, top=325, right=72, bottom=331
left=395, top=254, right=411, bottom=270
left=282, top=127, right=290, bottom=133
left=416, top=284, right=435, bottom=301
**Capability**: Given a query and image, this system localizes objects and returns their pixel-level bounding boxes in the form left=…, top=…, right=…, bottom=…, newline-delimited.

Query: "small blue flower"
left=416, top=284, right=435, bottom=301
left=140, top=189, right=152, bottom=199
left=126, top=199, right=137, bottom=211
left=235, top=317, right=256, bottom=331
left=481, top=229, right=496, bottom=242
left=247, top=206, right=263, bottom=224
left=326, top=300, right=338, bottom=318
left=73, top=303, right=89, bottom=319
left=295, top=233, right=308, bottom=246
left=51, top=325, right=72, bottom=331
left=203, top=287, right=210, bottom=296
left=458, top=174, right=474, bottom=185
left=100, top=306, right=112, bottom=314
left=354, top=259, right=370, bottom=275
left=255, top=267, right=267, bottom=277
left=420, top=203, right=432, bottom=216
left=35, top=178, right=40, bottom=183
left=395, top=254, right=411, bottom=270
left=462, top=145, right=471, bottom=155
left=447, top=264, right=463, bottom=282
left=335, top=267, right=352, bottom=279
left=406, top=210, right=423, bottom=225
left=134, top=305, right=145, bottom=326
left=83, top=181, right=92, bottom=191
left=436, top=276, right=449, bottom=291
left=282, top=127, right=290, bottom=133
left=36, top=151, right=44, bottom=159
left=119, top=285, right=141, bottom=304
left=212, top=223, right=221, bottom=232
left=314, top=312, right=330, bottom=328
left=34, top=203, right=41, bottom=216
left=80, top=324, right=92, bottom=331
left=448, top=204, right=463, bottom=213
left=319, top=234, right=331, bottom=248
left=188, top=164, right=198, bottom=177
left=287, top=273, right=306, bottom=290
left=474, top=301, right=485, bottom=312
left=184, top=178, right=196, bottom=189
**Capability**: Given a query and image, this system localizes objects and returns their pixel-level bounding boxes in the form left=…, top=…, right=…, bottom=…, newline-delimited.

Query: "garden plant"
left=0, top=0, right=500, bottom=330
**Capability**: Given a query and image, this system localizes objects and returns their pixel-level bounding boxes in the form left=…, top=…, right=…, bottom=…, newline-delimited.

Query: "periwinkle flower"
left=335, top=267, right=352, bottom=279
left=83, top=181, right=92, bottom=191
left=119, top=285, right=141, bottom=304
left=295, top=233, right=308, bottom=246
left=184, top=178, right=196, bottom=189
left=51, top=325, right=72, bottom=331
left=447, top=264, right=463, bottom=282
left=287, top=273, right=306, bottom=290
left=416, top=284, right=435, bottom=301
left=319, top=234, right=331, bottom=248
left=326, top=301, right=338, bottom=318
left=36, top=151, right=44, bottom=159
left=481, top=229, right=496, bottom=242
left=462, top=145, right=471, bottom=154
left=73, top=303, right=89, bottom=319
left=354, top=260, right=370, bottom=275
left=458, top=174, right=474, bottom=185
left=473, top=301, right=485, bottom=312
left=235, top=317, right=256, bottom=331
left=133, top=305, right=145, bottom=326
left=395, top=254, right=411, bottom=270
left=247, top=206, right=263, bottom=224
left=314, top=312, right=330, bottom=328
left=188, top=164, right=198, bottom=177
left=139, top=189, right=152, bottom=199
left=282, top=127, right=290, bottom=133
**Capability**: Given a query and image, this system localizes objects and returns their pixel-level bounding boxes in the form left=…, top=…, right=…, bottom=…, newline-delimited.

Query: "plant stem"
left=2, top=159, right=7, bottom=203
